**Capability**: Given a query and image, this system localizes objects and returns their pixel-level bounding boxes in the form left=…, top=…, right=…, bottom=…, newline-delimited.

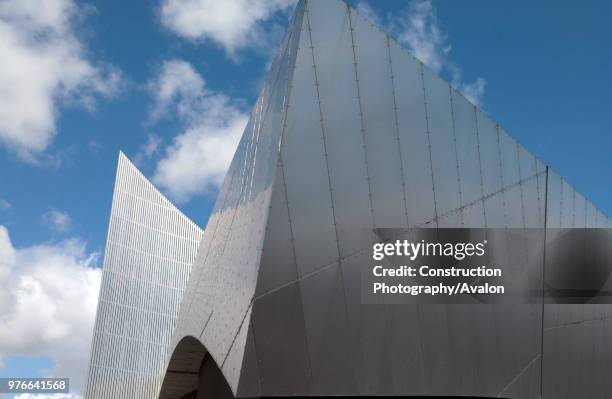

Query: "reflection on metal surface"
left=159, top=0, right=611, bottom=397
left=84, top=153, right=203, bottom=398
left=82, top=0, right=611, bottom=398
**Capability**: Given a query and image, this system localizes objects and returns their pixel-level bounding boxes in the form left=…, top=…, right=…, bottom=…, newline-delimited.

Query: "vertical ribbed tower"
left=84, top=153, right=203, bottom=398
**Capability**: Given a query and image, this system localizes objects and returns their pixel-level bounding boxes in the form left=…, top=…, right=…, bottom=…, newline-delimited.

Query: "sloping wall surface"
left=161, top=2, right=305, bottom=398
left=160, top=1, right=612, bottom=398
left=85, top=153, right=203, bottom=399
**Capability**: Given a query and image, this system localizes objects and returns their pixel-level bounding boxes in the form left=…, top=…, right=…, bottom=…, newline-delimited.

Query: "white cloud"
left=394, top=0, right=450, bottom=74
left=42, top=210, right=72, bottom=233
left=0, top=225, right=101, bottom=396
left=456, top=75, right=486, bottom=107
left=150, top=60, right=248, bottom=203
left=357, top=0, right=486, bottom=106
left=148, top=59, right=206, bottom=122
left=141, top=134, right=162, bottom=158
left=0, top=199, right=11, bottom=210
left=133, top=134, right=162, bottom=167
left=355, top=1, right=381, bottom=27
left=159, top=0, right=296, bottom=57
left=0, top=0, right=121, bottom=162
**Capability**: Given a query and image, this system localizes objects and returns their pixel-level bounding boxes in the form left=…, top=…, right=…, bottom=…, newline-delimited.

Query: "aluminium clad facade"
left=159, top=1, right=612, bottom=398
left=84, top=153, right=203, bottom=399
left=80, top=0, right=611, bottom=397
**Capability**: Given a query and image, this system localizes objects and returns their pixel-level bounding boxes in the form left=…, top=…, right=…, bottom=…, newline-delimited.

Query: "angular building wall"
left=542, top=171, right=612, bottom=398
left=159, top=0, right=612, bottom=398
left=158, top=3, right=305, bottom=398
left=244, top=1, right=547, bottom=396
left=85, top=153, right=203, bottom=399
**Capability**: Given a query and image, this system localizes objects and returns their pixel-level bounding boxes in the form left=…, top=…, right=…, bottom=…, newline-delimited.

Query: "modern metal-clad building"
left=84, top=153, right=203, bottom=398
left=158, top=1, right=611, bottom=398
left=84, top=0, right=611, bottom=398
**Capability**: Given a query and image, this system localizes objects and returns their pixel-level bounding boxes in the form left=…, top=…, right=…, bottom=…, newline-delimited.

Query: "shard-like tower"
left=155, top=0, right=611, bottom=398
left=85, top=153, right=203, bottom=398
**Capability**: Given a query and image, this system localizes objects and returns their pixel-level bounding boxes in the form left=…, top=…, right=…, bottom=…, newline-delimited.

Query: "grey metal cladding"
left=542, top=170, right=612, bottom=398
left=388, top=38, right=436, bottom=227
left=84, top=152, right=203, bottom=399
left=279, top=0, right=337, bottom=278
left=159, top=0, right=611, bottom=398
left=351, top=12, right=406, bottom=229
left=268, top=2, right=543, bottom=396
left=161, top=1, right=305, bottom=396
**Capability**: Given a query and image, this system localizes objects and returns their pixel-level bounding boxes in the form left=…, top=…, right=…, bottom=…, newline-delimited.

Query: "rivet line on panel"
left=305, top=2, right=350, bottom=326
left=305, top=5, right=342, bottom=264
left=448, top=85, right=464, bottom=226
left=539, top=165, right=549, bottom=398
left=559, top=177, right=564, bottom=227
left=572, top=189, right=576, bottom=228
left=473, top=106, right=488, bottom=228
left=544, top=314, right=612, bottom=331
left=277, top=153, right=315, bottom=379
left=268, top=5, right=315, bottom=380
left=245, top=316, right=265, bottom=396
left=495, top=125, right=509, bottom=227
left=423, top=172, right=543, bottom=229
left=515, top=141, right=527, bottom=229
left=420, top=62, right=439, bottom=227
left=533, top=156, right=544, bottom=227
left=348, top=6, right=376, bottom=229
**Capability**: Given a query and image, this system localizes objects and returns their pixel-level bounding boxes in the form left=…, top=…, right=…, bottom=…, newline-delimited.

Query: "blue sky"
left=0, top=0, right=610, bottom=397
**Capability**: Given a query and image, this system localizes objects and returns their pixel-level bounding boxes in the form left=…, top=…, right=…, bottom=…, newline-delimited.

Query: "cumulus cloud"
left=159, top=0, right=296, bottom=57
left=148, top=59, right=206, bottom=122
left=133, top=133, right=162, bottom=167
left=357, top=0, right=486, bottom=106
left=456, top=75, right=486, bottom=107
left=0, top=0, right=121, bottom=162
left=0, top=225, right=101, bottom=396
left=150, top=60, right=248, bottom=203
left=42, top=210, right=73, bottom=233
left=141, top=134, right=162, bottom=158
left=393, top=0, right=450, bottom=74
